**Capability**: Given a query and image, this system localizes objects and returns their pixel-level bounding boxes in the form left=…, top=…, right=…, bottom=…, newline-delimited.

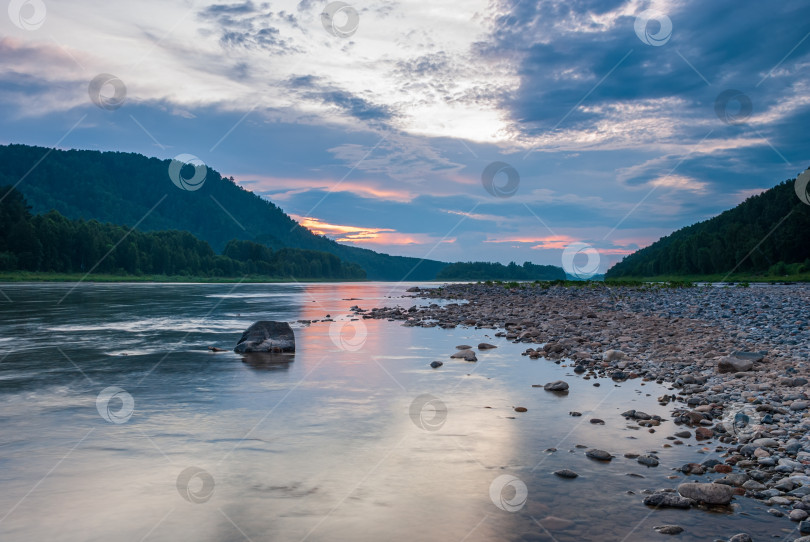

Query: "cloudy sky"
left=1, top=0, right=809, bottom=272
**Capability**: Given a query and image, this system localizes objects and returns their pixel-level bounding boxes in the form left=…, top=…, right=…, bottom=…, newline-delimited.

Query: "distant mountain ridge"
left=0, top=144, right=447, bottom=280
left=606, top=171, right=810, bottom=279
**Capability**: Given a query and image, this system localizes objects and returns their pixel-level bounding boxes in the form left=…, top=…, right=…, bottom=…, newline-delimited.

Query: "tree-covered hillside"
left=0, top=144, right=446, bottom=280
left=0, top=186, right=365, bottom=279
left=606, top=172, right=810, bottom=279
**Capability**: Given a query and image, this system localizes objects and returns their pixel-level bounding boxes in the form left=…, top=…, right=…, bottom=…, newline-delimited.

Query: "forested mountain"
left=0, top=144, right=446, bottom=280
left=606, top=172, right=810, bottom=279
left=0, top=186, right=365, bottom=279
left=437, top=261, right=565, bottom=281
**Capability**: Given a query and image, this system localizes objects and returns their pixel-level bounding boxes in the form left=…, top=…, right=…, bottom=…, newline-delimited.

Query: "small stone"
left=514, top=407, right=527, bottom=413
left=728, top=535, right=752, bottom=542
left=478, top=343, right=497, bottom=350
left=653, top=525, right=684, bottom=535
left=590, top=418, right=605, bottom=425
left=586, top=449, right=612, bottom=461
left=603, top=349, right=625, bottom=361
left=544, top=380, right=569, bottom=392
left=695, top=427, right=713, bottom=440
left=790, top=509, right=809, bottom=521
left=674, top=431, right=691, bottom=438
left=569, top=411, right=582, bottom=417
left=554, top=469, right=578, bottom=479
left=429, top=361, right=443, bottom=368
left=638, top=455, right=660, bottom=467
left=643, top=493, right=693, bottom=509
left=455, top=344, right=472, bottom=350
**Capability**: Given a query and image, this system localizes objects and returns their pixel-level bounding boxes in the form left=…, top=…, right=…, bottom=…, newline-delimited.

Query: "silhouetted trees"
left=0, top=144, right=446, bottom=280
left=607, top=176, right=810, bottom=278
left=437, top=261, right=565, bottom=281
left=0, top=186, right=365, bottom=279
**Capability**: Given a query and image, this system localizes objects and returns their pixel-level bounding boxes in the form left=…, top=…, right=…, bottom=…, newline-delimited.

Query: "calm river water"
left=0, top=283, right=784, bottom=541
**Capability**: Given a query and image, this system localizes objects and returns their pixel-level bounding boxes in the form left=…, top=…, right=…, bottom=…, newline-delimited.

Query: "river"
left=0, top=282, right=784, bottom=541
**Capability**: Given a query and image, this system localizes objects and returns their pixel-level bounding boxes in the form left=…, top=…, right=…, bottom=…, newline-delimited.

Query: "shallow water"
left=0, top=283, right=788, bottom=541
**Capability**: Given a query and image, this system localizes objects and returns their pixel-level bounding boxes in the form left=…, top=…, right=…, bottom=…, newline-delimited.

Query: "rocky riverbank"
left=357, top=282, right=810, bottom=541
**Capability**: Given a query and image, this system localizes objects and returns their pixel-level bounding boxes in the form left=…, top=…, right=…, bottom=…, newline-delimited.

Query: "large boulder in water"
left=234, top=321, right=295, bottom=353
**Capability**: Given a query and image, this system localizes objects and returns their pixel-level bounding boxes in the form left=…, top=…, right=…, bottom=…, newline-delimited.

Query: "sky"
left=1, top=0, right=809, bottom=275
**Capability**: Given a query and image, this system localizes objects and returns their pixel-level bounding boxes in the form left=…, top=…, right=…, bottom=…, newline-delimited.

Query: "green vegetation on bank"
left=0, top=186, right=365, bottom=280
left=0, top=272, right=362, bottom=283
left=606, top=172, right=810, bottom=279
left=0, top=144, right=446, bottom=280
left=437, top=261, right=565, bottom=281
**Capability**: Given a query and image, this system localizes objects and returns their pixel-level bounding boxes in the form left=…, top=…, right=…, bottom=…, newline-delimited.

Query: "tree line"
left=607, top=176, right=810, bottom=278
left=437, top=261, right=565, bottom=281
left=0, top=186, right=366, bottom=279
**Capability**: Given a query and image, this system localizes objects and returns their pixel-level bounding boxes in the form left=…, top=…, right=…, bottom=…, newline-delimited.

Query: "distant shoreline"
left=0, top=272, right=369, bottom=284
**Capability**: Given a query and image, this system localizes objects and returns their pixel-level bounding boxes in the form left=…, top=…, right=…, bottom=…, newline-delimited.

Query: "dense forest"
left=0, top=186, right=365, bottom=279
left=437, top=261, right=565, bottom=281
left=0, top=144, right=446, bottom=280
left=607, top=173, right=810, bottom=278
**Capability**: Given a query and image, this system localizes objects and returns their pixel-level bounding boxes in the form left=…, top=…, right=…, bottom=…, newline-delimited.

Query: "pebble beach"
left=358, top=282, right=810, bottom=541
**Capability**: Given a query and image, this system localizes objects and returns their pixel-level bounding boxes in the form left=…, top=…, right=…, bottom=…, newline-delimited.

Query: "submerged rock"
left=554, top=469, right=579, bottom=479
left=234, top=321, right=295, bottom=353
left=654, top=525, right=684, bottom=535
left=430, top=361, right=443, bottom=368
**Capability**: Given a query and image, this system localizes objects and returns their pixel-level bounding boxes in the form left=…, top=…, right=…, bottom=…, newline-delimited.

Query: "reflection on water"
left=0, top=283, right=783, bottom=541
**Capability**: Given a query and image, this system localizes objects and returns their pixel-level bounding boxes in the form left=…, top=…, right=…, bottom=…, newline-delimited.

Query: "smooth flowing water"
left=0, top=283, right=783, bottom=541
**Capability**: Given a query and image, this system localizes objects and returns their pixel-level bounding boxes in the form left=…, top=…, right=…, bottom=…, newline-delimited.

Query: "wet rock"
left=455, top=344, right=473, bottom=350
left=590, top=418, right=605, bottom=425
left=554, top=469, right=578, bottom=479
left=234, top=321, right=295, bottom=353
left=677, top=482, right=735, bottom=505
left=544, top=381, right=569, bottom=392
left=727, top=535, right=752, bottom=542
left=791, top=509, right=809, bottom=521
left=638, top=455, right=660, bottom=467
left=653, top=525, right=684, bottom=535
left=586, top=449, right=612, bottom=461
left=695, top=427, right=713, bottom=440
left=514, top=407, right=528, bottom=413
left=430, top=361, right=443, bottom=368
left=643, top=492, right=693, bottom=509
left=450, top=349, right=477, bottom=361
left=478, top=343, right=497, bottom=350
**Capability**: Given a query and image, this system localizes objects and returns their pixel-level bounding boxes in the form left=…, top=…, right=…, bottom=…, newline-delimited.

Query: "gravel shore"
left=359, top=282, right=810, bottom=540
